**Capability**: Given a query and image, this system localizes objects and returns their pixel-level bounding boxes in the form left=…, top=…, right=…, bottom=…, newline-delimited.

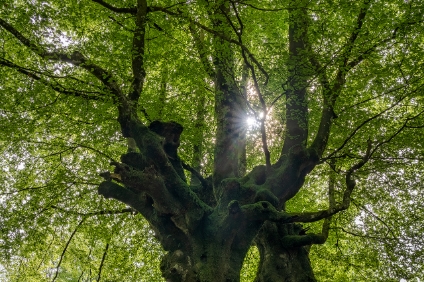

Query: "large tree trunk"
left=101, top=1, right=323, bottom=281
left=254, top=222, right=316, bottom=282
left=159, top=223, right=318, bottom=282
left=160, top=223, right=253, bottom=282
left=159, top=214, right=318, bottom=282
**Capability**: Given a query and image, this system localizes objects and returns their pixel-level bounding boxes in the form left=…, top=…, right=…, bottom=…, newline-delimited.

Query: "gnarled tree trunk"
left=254, top=222, right=316, bottom=282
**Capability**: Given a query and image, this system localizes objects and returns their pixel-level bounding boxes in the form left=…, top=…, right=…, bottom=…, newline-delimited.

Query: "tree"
left=1, top=0, right=423, bottom=281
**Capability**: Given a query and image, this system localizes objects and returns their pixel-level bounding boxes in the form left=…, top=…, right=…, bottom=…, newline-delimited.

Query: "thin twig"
left=52, top=217, right=86, bottom=282
left=323, top=96, right=406, bottom=161
left=96, top=242, right=110, bottom=282
left=51, top=205, right=136, bottom=217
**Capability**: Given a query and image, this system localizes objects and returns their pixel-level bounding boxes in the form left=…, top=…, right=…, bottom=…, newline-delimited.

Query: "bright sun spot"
left=246, top=117, right=256, bottom=127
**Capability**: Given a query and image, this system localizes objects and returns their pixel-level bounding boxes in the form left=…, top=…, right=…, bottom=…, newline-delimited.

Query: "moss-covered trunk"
left=254, top=222, right=316, bottom=282
left=160, top=221, right=317, bottom=282
left=160, top=232, right=249, bottom=282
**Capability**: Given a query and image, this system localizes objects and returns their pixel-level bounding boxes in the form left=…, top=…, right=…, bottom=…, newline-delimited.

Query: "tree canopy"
left=1, top=0, right=423, bottom=281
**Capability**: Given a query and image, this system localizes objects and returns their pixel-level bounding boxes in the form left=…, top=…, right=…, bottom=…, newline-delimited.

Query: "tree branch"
left=50, top=205, right=136, bottom=217
left=0, top=58, right=106, bottom=100
left=323, top=95, right=406, bottom=161
left=229, top=1, right=270, bottom=170
left=129, top=0, right=147, bottom=104
left=281, top=233, right=327, bottom=248
left=280, top=1, right=310, bottom=157
left=96, top=242, right=109, bottom=282
left=149, top=5, right=268, bottom=80
left=309, top=0, right=370, bottom=157
left=1, top=17, right=140, bottom=138
left=188, top=23, right=216, bottom=79
left=181, top=161, right=210, bottom=190
left=52, top=217, right=86, bottom=282
left=102, top=164, right=183, bottom=215
left=288, top=140, right=372, bottom=223
left=100, top=152, right=213, bottom=232
left=91, top=0, right=137, bottom=14
left=0, top=18, right=124, bottom=100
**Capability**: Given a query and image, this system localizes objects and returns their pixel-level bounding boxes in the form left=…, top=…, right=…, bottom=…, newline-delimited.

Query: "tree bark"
left=254, top=222, right=316, bottom=282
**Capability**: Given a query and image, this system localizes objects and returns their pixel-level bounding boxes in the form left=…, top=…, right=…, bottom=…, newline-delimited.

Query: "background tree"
left=1, top=0, right=423, bottom=281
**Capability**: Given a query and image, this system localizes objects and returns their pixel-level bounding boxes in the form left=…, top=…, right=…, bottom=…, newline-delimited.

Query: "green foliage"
left=1, top=0, right=424, bottom=281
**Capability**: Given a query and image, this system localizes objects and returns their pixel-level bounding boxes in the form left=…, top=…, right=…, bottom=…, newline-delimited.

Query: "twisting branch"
left=0, top=16, right=138, bottom=139
left=239, top=39, right=271, bottom=170
left=229, top=0, right=269, bottom=85
left=352, top=201, right=398, bottom=240
left=52, top=217, right=86, bottom=282
left=288, top=140, right=373, bottom=223
left=323, top=96, right=406, bottom=161
left=335, top=14, right=424, bottom=87
left=368, top=108, right=424, bottom=158
left=280, top=162, right=338, bottom=247
left=309, top=0, right=370, bottom=157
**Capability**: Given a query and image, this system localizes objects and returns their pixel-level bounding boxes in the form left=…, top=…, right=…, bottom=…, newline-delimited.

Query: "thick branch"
left=229, top=200, right=292, bottom=223
left=98, top=181, right=153, bottom=213
left=110, top=163, right=184, bottom=215
left=281, top=233, right=326, bottom=248
left=217, top=200, right=291, bottom=250
left=280, top=1, right=310, bottom=157
left=97, top=180, right=190, bottom=250
left=309, top=0, right=370, bottom=157
left=289, top=140, right=372, bottom=223
left=126, top=120, right=213, bottom=214
left=129, top=0, right=147, bottom=103
left=188, top=24, right=216, bottom=79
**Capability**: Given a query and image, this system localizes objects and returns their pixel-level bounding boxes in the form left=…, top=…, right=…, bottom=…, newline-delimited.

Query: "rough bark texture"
left=254, top=222, right=316, bottom=282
